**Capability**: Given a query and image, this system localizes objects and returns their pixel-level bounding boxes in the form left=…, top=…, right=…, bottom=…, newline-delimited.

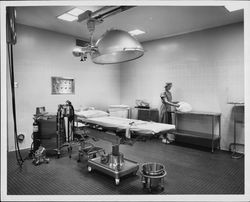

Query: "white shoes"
left=162, top=138, right=170, bottom=144
left=160, top=133, right=175, bottom=144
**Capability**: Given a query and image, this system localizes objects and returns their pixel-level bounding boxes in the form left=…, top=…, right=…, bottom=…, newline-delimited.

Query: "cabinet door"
left=138, top=109, right=150, bottom=121
left=138, top=109, right=159, bottom=122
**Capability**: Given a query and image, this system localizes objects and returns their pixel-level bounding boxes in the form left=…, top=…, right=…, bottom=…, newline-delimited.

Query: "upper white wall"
left=120, top=23, right=244, bottom=151
left=7, top=23, right=244, bottom=152
left=7, top=24, right=121, bottom=151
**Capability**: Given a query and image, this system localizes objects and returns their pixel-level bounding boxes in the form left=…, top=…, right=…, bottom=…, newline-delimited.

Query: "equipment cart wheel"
left=87, top=166, right=92, bottom=172
left=77, top=154, right=81, bottom=162
left=115, top=178, right=120, bottom=185
left=68, top=146, right=72, bottom=158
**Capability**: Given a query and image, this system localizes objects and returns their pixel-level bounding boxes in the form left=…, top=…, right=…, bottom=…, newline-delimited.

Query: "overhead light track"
left=78, top=6, right=135, bottom=23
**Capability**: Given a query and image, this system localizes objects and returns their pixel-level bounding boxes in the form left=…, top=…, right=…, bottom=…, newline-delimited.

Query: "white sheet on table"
left=75, top=110, right=109, bottom=118
left=82, top=116, right=175, bottom=135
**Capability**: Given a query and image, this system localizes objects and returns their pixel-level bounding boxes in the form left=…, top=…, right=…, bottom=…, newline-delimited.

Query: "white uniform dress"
left=160, top=91, right=172, bottom=124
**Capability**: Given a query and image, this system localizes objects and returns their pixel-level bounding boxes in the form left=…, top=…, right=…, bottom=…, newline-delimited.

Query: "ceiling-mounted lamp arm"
left=85, top=6, right=136, bottom=47
left=77, top=10, right=92, bottom=22
left=93, top=6, right=135, bottom=21
left=77, top=6, right=135, bottom=23
left=77, top=6, right=115, bottom=23
left=86, top=19, right=95, bottom=45
left=91, top=6, right=116, bottom=17
left=75, top=6, right=143, bottom=64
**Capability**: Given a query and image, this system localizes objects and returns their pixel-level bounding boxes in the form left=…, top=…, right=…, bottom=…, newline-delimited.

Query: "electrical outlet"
left=17, top=133, right=25, bottom=143
left=14, top=81, right=18, bottom=88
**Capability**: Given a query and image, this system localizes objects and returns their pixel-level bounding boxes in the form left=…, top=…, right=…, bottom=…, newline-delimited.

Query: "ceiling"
left=15, top=5, right=243, bottom=43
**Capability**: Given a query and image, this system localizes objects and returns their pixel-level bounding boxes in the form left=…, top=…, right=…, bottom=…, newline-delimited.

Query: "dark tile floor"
left=7, top=138, right=244, bottom=195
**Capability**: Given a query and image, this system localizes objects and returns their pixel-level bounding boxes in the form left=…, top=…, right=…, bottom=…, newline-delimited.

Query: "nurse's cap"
left=165, top=82, right=172, bottom=87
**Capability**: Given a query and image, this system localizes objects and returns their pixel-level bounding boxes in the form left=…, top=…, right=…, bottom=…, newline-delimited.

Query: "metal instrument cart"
left=55, top=101, right=75, bottom=158
left=78, top=126, right=139, bottom=185
left=170, top=110, right=221, bottom=152
left=88, top=156, right=139, bottom=185
left=36, top=115, right=72, bottom=158
left=33, top=101, right=75, bottom=158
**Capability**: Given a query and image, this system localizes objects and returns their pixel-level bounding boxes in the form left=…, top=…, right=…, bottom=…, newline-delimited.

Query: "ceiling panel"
left=15, top=5, right=243, bottom=42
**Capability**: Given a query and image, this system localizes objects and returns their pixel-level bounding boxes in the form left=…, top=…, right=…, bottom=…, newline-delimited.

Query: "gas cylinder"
left=32, top=118, right=40, bottom=151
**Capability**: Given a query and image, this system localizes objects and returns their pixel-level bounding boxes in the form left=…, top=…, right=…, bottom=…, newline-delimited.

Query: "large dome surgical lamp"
left=72, top=8, right=144, bottom=64
left=91, top=29, right=144, bottom=64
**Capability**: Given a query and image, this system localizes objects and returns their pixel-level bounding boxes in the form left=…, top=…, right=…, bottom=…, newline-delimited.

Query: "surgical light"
left=91, top=29, right=144, bottom=64
left=73, top=19, right=144, bottom=64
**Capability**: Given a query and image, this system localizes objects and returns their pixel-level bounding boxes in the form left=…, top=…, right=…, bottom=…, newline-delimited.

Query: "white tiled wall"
left=7, top=24, right=121, bottom=151
left=120, top=23, right=244, bottom=151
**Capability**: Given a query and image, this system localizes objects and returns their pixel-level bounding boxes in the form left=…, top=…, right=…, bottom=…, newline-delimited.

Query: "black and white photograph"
left=1, top=0, right=249, bottom=201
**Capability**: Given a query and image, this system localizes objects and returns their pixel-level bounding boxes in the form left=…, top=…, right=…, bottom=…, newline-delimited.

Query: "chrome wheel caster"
left=115, top=178, right=120, bottom=185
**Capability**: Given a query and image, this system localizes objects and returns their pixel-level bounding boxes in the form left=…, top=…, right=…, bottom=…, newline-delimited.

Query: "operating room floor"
left=7, top=138, right=244, bottom=195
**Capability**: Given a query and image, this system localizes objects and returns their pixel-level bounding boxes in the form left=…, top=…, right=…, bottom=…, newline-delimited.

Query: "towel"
left=176, top=102, right=192, bottom=112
